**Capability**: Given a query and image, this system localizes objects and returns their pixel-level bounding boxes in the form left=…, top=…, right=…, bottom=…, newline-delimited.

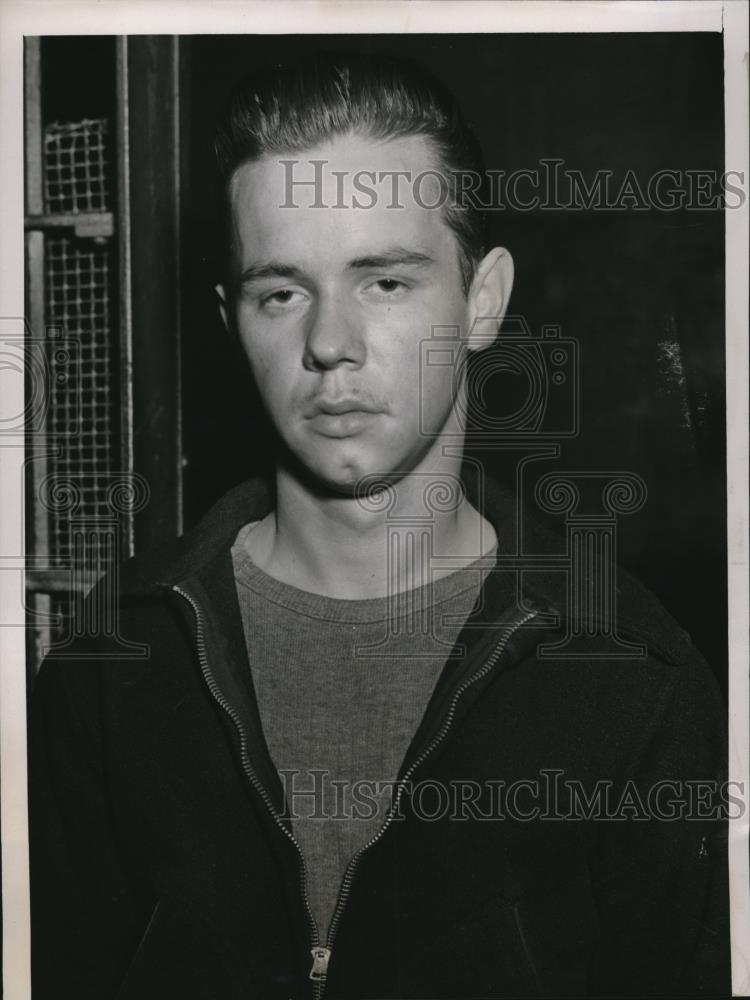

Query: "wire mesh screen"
left=44, top=235, right=118, bottom=566
left=42, top=114, right=119, bottom=574
left=43, top=118, right=110, bottom=214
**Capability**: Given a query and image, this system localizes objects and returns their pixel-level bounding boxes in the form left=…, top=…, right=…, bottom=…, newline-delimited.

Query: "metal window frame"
left=24, top=35, right=184, bottom=682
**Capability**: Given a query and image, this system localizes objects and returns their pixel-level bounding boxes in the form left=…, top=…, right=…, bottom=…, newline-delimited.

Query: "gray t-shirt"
left=231, top=522, right=495, bottom=942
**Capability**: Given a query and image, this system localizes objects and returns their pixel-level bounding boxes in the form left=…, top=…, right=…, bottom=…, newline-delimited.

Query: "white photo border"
left=0, top=2, right=746, bottom=997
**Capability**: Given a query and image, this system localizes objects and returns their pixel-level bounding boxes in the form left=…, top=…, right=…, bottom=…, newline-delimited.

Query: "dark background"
left=38, top=32, right=727, bottom=690
left=178, top=33, right=726, bottom=691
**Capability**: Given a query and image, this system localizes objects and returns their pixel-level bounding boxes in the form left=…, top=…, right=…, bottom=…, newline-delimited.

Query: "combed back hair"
left=214, top=51, right=489, bottom=295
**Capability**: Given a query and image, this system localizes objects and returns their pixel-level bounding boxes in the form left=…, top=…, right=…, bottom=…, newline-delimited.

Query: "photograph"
left=1, top=2, right=747, bottom=998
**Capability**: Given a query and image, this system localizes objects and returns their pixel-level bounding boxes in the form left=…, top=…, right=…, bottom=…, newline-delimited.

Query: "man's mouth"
left=305, top=397, right=384, bottom=437
left=312, top=397, right=382, bottom=416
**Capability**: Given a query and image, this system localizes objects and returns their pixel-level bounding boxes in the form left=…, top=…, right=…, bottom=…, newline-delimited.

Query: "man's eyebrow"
left=237, top=248, right=436, bottom=286
left=348, top=249, right=436, bottom=270
left=238, top=261, right=304, bottom=284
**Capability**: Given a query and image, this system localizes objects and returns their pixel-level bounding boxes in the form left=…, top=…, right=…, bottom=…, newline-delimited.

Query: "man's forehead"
left=228, top=131, right=448, bottom=214
left=225, top=132, right=459, bottom=278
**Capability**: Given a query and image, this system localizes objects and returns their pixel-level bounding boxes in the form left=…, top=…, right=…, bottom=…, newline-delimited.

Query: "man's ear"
left=466, top=247, right=514, bottom=352
left=216, top=284, right=230, bottom=332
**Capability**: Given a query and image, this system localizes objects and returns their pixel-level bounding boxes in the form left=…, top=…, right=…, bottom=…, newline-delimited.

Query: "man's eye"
left=369, top=278, right=408, bottom=296
left=260, top=289, right=303, bottom=309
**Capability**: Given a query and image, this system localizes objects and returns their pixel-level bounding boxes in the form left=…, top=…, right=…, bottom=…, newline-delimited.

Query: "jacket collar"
left=118, top=468, right=694, bottom=666
left=163, top=473, right=546, bottom=822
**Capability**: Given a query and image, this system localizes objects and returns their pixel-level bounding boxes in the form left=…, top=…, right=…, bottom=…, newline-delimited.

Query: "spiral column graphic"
left=534, top=472, right=647, bottom=659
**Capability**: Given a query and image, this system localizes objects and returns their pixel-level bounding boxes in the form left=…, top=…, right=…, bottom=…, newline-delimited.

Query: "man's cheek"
left=421, top=364, right=456, bottom=408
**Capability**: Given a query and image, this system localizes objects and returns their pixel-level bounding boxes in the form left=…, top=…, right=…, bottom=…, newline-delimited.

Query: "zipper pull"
left=309, top=946, right=331, bottom=981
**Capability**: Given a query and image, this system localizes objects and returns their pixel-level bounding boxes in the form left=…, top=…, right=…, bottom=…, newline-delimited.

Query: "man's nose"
left=302, top=293, right=366, bottom=371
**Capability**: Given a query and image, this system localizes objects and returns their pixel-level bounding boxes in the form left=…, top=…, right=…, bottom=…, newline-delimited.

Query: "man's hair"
left=214, top=51, right=489, bottom=295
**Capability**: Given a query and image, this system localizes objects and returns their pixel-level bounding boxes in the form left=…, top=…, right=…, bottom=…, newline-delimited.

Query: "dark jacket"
left=28, top=475, right=730, bottom=999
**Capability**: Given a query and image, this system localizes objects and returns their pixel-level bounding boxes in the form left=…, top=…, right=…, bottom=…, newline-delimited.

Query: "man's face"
left=221, top=132, right=474, bottom=494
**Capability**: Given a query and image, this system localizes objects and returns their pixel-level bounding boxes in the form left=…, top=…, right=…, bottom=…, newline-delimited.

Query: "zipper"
left=174, top=581, right=536, bottom=999
left=320, top=607, right=539, bottom=992
left=172, top=584, right=325, bottom=1000
left=309, top=946, right=332, bottom=982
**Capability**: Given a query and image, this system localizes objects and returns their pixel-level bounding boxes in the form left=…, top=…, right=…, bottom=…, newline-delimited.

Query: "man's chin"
left=281, top=441, right=413, bottom=500
left=313, top=461, right=401, bottom=499
left=279, top=443, right=370, bottom=498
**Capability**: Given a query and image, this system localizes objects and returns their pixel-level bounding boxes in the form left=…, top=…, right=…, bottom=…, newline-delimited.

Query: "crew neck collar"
left=232, top=520, right=498, bottom=624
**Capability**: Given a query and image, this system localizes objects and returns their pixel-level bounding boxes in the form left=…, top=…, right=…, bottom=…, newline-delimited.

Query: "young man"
left=29, top=53, right=729, bottom=998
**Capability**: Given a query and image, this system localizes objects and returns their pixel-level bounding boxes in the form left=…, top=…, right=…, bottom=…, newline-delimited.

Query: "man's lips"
left=304, top=398, right=385, bottom=437
left=307, top=397, right=383, bottom=417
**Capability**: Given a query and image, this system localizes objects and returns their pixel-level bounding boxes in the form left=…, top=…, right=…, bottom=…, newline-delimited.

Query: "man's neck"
left=243, top=451, right=497, bottom=601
